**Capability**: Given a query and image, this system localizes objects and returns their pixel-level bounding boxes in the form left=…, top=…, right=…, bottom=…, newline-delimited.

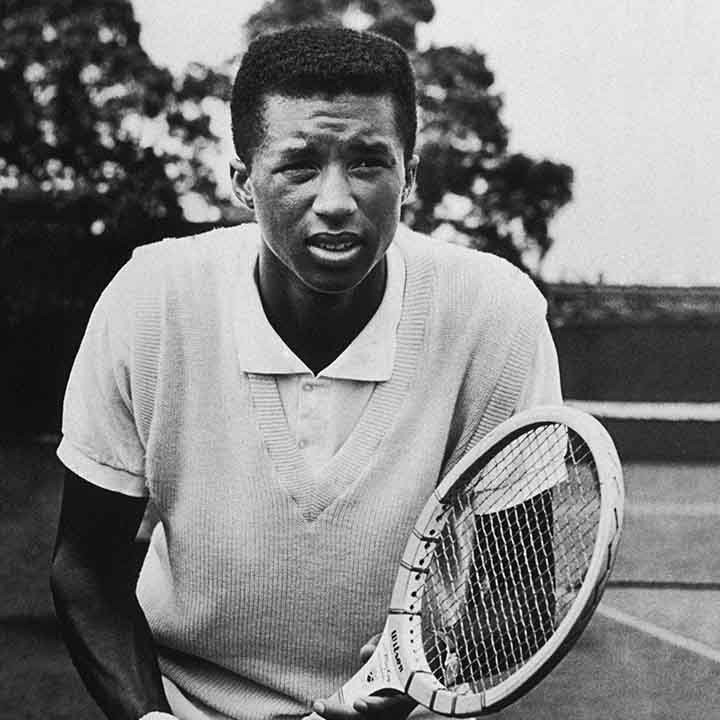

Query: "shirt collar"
left=236, top=241, right=405, bottom=382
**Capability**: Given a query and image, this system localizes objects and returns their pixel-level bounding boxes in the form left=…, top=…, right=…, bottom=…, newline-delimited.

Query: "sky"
left=132, top=0, right=720, bottom=286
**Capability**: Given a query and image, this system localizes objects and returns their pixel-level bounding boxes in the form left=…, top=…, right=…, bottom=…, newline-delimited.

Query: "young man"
left=51, top=26, right=561, bottom=720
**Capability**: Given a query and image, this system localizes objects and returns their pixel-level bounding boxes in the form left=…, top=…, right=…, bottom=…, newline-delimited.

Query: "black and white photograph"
left=1, top=2, right=718, bottom=719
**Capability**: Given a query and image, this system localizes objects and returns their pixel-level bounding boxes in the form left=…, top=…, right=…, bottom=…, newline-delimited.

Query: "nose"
left=312, top=166, right=357, bottom=220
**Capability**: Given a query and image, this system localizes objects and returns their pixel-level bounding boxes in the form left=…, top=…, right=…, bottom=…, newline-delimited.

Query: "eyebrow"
left=274, top=137, right=395, bottom=158
left=346, top=139, right=394, bottom=155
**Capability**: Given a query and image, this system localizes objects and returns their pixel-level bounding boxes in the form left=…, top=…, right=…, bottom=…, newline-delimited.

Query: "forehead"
left=258, top=92, right=403, bottom=153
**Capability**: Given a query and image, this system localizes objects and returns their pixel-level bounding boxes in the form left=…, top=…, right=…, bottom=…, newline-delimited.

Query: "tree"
left=0, top=0, right=239, bottom=323
left=0, top=0, right=229, bottom=235
left=244, top=0, right=573, bottom=277
left=0, top=0, right=230, bottom=431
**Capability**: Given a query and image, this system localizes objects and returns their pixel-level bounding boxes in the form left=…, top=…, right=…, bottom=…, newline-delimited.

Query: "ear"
left=230, top=156, right=254, bottom=210
left=402, top=154, right=419, bottom=205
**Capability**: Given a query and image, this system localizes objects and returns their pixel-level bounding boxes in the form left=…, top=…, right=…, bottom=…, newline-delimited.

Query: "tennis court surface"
left=2, top=440, right=719, bottom=719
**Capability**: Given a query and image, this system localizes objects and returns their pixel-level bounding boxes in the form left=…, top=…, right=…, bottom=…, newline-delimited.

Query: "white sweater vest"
left=125, top=224, right=547, bottom=719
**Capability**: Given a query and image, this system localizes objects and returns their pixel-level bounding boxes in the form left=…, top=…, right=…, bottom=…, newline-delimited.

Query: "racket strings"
left=423, top=425, right=575, bottom=592
left=419, top=424, right=601, bottom=693
left=424, top=429, right=595, bottom=685
left=419, top=424, right=569, bottom=610
left=434, top=424, right=583, bottom=534
left=427, top=439, right=597, bottom=605
left=424, top=494, right=556, bottom=686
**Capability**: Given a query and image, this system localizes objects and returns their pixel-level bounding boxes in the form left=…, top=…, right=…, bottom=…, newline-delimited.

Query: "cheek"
left=254, top=184, right=304, bottom=230
left=374, top=194, right=404, bottom=233
left=361, top=178, right=404, bottom=214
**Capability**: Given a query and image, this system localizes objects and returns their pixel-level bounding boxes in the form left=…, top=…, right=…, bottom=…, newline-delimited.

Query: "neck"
left=256, top=252, right=387, bottom=375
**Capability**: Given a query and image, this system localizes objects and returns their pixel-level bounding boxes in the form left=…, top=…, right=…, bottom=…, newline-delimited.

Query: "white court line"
left=597, top=603, right=720, bottom=664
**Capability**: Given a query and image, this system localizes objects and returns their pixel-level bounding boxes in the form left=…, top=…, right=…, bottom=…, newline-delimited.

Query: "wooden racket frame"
left=333, top=405, right=625, bottom=716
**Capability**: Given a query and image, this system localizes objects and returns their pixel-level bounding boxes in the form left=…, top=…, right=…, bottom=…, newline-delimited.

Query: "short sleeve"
left=57, top=263, right=148, bottom=497
left=515, top=321, right=562, bottom=411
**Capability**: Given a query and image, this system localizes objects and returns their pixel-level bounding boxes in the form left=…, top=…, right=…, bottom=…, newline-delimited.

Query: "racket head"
left=386, top=405, right=624, bottom=716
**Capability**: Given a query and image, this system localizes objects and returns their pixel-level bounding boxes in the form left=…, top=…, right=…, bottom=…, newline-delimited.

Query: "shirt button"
left=298, top=439, right=307, bottom=449
left=303, top=383, right=313, bottom=392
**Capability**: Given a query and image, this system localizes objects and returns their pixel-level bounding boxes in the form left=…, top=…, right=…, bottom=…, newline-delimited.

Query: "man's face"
left=244, top=92, right=416, bottom=295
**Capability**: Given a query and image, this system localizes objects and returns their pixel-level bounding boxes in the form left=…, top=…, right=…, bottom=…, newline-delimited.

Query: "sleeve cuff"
left=57, top=437, right=148, bottom=497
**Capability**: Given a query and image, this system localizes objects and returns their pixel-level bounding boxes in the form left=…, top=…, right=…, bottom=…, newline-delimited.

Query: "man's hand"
left=311, top=635, right=417, bottom=720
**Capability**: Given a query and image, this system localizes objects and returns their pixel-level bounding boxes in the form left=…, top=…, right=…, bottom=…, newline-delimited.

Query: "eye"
left=276, top=163, right=317, bottom=181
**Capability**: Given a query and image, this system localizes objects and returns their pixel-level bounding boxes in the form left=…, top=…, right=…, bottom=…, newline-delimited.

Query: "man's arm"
left=50, top=469, right=173, bottom=720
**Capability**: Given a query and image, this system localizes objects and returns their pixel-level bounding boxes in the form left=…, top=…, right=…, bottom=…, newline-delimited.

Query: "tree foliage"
left=245, top=0, right=573, bottom=275
left=0, top=0, right=227, bottom=234
left=0, top=0, right=236, bottom=328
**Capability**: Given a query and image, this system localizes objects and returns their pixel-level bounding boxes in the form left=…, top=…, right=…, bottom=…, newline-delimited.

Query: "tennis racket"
left=330, top=405, right=624, bottom=716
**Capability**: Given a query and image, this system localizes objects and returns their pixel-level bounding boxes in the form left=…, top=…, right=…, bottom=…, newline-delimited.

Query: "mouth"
left=307, top=233, right=361, bottom=251
left=306, top=233, right=364, bottom=265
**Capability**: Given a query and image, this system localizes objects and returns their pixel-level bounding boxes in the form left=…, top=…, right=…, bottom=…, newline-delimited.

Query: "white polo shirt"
left=238, top=243, right=561, bottom=478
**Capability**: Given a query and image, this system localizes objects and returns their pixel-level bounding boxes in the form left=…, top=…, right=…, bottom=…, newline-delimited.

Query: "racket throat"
left=331, top=617, right=421, bottom=707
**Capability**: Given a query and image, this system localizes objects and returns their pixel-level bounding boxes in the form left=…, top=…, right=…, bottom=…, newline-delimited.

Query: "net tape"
left=420, top=423, right=601, bottom=693
left=565, top=399, right=720, bottom=422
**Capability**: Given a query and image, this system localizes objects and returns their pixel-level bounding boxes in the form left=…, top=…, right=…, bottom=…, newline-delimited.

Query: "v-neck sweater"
left=96, top=224, right=546, bottom=719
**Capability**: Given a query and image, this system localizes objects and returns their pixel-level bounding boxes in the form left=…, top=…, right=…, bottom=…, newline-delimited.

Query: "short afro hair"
left=231, top=25, right=417, bottom=166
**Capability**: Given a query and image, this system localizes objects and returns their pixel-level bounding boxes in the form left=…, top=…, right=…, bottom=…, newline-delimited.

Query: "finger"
left=312, top=700, right=361, bottom=720
left=354, top=693, right=416, bottom=716
left=359, top=633, right=382, bottom=662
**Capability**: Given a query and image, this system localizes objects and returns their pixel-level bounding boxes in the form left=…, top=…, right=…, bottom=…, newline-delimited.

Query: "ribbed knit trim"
left=246, top=373, right=313, bottom=506
left=247, top=243, right=434, bottom=522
